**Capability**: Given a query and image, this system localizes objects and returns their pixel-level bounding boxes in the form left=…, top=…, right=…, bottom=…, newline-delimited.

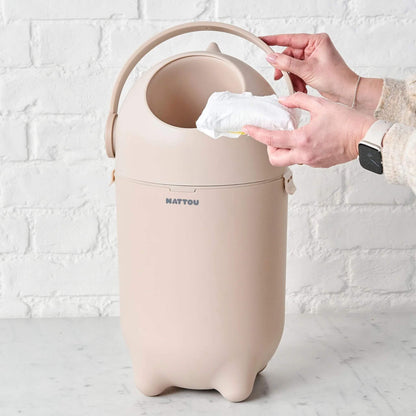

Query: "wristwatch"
left=358, top=120, right=393, bottom=174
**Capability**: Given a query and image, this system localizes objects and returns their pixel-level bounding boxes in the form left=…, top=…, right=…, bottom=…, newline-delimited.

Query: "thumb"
left=279, top=91, right=322, bottom=113
left=266, top=52, right=306, bottom=78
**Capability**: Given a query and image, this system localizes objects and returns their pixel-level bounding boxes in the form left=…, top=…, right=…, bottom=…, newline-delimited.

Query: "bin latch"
left=109, top=169, right=115, bottom=186
left=283, top=168, right=296, bottom=195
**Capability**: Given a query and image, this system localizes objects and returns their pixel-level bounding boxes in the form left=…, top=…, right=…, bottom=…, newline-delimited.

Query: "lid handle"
left=105, top=21, right=295, bottom=158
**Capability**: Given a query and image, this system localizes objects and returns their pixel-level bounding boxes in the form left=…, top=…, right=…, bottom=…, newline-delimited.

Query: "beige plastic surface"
left=110, top=21, right=294, bottom=403
left=115, top=50, right=290, bottom=186
left=106, top=20, right=294, bottom=158
left=116, top=175, right=287, bottom=402
left=147, top=55, right=245, bottom=128
left=113, top=50, right=296, bottom=185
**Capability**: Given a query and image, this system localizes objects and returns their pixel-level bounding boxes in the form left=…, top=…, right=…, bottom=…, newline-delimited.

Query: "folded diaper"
left=196, top=91, right=298, bottom=139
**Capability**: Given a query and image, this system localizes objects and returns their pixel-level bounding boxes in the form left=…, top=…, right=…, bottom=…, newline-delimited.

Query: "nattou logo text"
left=166, top=198, right=199, bottom=206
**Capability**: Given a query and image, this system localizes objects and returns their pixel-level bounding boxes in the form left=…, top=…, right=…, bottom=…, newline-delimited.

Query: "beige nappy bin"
left=105, top=21, right=296, bottom=403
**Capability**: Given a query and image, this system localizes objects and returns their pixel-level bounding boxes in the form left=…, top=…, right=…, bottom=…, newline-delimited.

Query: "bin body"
left=115, top=176, right=287, bottom=402
left=108, top=32, right=295, bottom=402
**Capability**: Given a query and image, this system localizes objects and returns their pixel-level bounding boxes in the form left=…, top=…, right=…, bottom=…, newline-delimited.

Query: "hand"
left=260, top=33, right=382, bottom=113
left=242, top=92, right=376, bottom=168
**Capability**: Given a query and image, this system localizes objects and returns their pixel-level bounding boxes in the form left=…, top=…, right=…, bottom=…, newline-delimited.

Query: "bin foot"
left=213, top=361, right=258, bottom=402
left=257, top=363, right=267, bottom=374
left=134, top=370, right=169, bottom=397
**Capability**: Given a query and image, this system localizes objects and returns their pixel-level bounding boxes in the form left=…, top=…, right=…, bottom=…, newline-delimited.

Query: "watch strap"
left=360, top=119, right=393, bottom=148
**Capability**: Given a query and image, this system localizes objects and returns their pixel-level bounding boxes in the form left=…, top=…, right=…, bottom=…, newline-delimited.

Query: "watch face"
left=358, top=143, right=383, bottom=174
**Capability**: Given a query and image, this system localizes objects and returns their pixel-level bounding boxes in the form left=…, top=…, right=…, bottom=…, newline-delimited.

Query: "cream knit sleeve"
left=375, top=75, right=416, bottom=194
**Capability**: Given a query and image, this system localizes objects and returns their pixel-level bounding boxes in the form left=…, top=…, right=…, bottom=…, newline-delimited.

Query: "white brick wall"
left=33, top=214, right=99, bottom=254
left=218, top=0, right=346, bottom=18
left=0, top=120, right=27, bottom=160
left=0, top=22, right=31, bottom=67
left=36, top=22, right=101, bottom=66
left=0, top=0, right=415, bottom=318
left=145, top=0, right=213, bottom=20
left=2, top=0, right=138, bottom=20
left=0, top=218, right=29, bottom=254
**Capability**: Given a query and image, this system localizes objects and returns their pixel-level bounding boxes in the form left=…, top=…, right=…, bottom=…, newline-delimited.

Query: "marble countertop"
left=0, top=313, right=415, bottom=416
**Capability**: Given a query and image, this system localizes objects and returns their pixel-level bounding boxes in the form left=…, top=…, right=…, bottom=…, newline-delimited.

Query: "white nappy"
left=196, top=91, right=299, bottom=139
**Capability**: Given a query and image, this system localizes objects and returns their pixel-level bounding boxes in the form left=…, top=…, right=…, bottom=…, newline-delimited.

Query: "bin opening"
left=146, top=55, right=244, bottom=129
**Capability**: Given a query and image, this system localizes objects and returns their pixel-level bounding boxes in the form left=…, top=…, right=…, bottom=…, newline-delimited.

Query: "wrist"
left=354, top=77, right=383, bottom=115
left=334, top=71, right=360, bottom=107
left=351, top=115, right=377, bottom=159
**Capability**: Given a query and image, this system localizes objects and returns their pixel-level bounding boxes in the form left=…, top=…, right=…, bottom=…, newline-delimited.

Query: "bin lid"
left=113, top=50, right=287, bottom=187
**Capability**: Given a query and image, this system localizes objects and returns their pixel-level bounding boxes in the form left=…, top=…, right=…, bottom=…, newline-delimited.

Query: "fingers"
left=283, top=46, right=305, bottom=60
left=289, top=73, right=307, bottom=93
left=279, top=92, right=323, bottom=112
left=267, top=146, right=296, bottom=167
left=273, top=47, right=305, bottom=82
left=266, top=52, right=305, bottom=78
left=242, top=125, right=295, bottom=148
left=260, top=33, right=313, bottom=49
left=273, top=68, right=306, bottom=86
left=274, top=68, right=283, bottom=80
